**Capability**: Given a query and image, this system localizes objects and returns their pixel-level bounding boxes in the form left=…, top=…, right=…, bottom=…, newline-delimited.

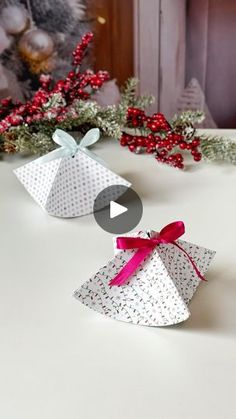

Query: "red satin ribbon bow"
left=109, top=221, right=205, bottom=286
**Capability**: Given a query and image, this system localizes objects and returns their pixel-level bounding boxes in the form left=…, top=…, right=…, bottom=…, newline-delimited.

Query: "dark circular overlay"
left=93, top=185, right=143, bottom=234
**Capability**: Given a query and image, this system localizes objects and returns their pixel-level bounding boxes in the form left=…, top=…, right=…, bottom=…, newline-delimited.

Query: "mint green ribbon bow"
left=37, top=128, right=102, bottom=164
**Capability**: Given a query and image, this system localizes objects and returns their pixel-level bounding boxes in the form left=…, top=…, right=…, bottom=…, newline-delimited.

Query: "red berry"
left=193, top=153, right=202, bottom=162
left=159, top=150, right=168, bottom=157
left=120, top=138, right=127, bottom=146
left=175, top=153, right=183, bottom=162
left=1, top=98, right=11, bottom=107
left=146, top=147, right=154, bottom=153
left=192, top=138, right=200, bottom=147
left=68, top=71, right=75, bottom=79
left=155, top=140, right=162, bottom=148
left=131, top=119, right=139, bottom=127
left=154, top=112, right=165, bottom=120
left=149, top=123, right=158, bottom=132
left=179, top=141, right=187, bottom=149
left=147, top=133, right=154, bottom=141
left=173, top=134, right=181, bottom=143
left=129, top=144, right=136, bottom=152
left=136, top=137, right=143, bottom=146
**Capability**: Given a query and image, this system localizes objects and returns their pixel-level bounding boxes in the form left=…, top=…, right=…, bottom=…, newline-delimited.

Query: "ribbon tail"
left=36, top=147, right=69, bottom=164
left=109, top=246, right=154, bottom=286
left=80, top=147, right=108, bottom=167
left=173, top=242, right=206, bottom=281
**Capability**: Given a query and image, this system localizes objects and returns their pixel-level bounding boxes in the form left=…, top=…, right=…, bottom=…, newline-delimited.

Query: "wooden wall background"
left=186, top=0, right=236, bottom=128
left=134, top=0, right=160, bottom=113
left=89, top=0, right=134, bottom=86
left=134, top=0, right=186, bottom=116
left=89, top=0, right=236, bottom=127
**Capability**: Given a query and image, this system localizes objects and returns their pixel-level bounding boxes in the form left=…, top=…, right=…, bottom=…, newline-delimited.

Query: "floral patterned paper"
left=74, top=230, right=215, bottom=326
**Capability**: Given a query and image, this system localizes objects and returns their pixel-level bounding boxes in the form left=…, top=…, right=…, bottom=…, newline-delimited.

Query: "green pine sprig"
left=200, top=135, right=236, bottom=165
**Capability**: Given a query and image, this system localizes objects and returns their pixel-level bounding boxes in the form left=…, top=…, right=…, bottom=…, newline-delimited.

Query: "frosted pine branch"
left=200, top=135, right=236, bottom=165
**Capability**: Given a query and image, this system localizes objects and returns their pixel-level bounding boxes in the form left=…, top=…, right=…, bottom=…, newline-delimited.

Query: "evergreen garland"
left=171, top=111, right=236, bottom=165
left=0, top=32, right=236, bottom=169
left=200, top=135, right=236, bottom=165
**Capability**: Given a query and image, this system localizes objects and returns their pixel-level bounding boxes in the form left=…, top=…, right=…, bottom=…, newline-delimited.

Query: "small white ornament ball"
left=0, top=25, right=10, bottom=53
left=0, top=6, right=29, bottom=35
left=18, top=28, right=54, bottom=61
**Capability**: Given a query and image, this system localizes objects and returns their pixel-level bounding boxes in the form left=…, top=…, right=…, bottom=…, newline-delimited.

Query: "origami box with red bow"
left=74, top=222, right=216, bottom=326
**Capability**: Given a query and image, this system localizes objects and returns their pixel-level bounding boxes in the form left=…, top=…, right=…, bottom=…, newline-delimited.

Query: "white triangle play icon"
left=110, top=201, right=128, bottom=219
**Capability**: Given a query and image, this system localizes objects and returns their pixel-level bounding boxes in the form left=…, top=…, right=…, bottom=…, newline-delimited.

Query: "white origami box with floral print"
left=75, top=222, right=215, bottom=327
left=14, top=128, right=131, bottom=218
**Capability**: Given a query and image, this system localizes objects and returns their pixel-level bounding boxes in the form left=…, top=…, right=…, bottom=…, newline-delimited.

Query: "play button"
left=110, top=201, right=128, bottom=219
left=93, top=185, right=143, bottom=234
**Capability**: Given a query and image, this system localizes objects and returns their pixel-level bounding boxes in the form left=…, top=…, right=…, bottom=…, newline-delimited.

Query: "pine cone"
left=3, top=131, right=17, bottom=153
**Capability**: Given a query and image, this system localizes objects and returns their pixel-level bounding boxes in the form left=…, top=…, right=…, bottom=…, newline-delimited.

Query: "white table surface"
left=0, top=129, right=236, bottom=419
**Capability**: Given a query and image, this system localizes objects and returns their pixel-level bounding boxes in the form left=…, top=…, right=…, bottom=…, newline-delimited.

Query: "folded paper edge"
left=73, top=287, right=191, bottom=327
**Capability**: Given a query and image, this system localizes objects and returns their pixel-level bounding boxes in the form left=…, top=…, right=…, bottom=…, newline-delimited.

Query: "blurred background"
left=0, top=0, right=236, bottom=128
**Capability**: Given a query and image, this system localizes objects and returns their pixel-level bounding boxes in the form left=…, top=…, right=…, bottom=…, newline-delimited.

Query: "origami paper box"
left=74, top=226, right=215, bottom=327
left=14, top=129, right=131, bottom=218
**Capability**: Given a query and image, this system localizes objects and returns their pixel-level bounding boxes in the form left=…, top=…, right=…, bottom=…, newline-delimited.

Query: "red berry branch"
left=0, top=32, right=110, bottom=134
left=120, top=107, right=202, bottom=169
left=0, top=32, right=213, bottom=167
